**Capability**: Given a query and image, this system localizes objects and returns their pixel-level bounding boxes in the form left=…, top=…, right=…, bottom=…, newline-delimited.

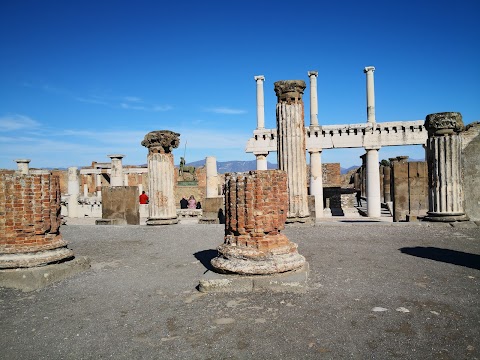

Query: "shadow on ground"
left=400, top=246, right=480, bottom=270
left=194, top=249, right=218, bottom=271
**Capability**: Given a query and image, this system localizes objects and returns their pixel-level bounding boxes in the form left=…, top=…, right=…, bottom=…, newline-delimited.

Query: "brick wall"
left=0, top=172, right=73, bottom=267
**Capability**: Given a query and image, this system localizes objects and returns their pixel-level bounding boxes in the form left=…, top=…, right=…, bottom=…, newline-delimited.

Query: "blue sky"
left=1, top=0, right=479, bottom=170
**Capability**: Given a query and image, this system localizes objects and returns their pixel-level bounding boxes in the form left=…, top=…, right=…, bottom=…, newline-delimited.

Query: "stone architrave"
left=274, top=80, right=310, bottom=222
left=211, top=170, right=306, bottom=275
left=424, top=112, right=468, bottom=222
left=141, top=130, right=180, bottom=225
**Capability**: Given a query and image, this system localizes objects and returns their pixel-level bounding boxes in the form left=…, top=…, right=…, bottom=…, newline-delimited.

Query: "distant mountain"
left=184, top=160, right=277, bottom=174
left=341, top=165, right=360, bottom=174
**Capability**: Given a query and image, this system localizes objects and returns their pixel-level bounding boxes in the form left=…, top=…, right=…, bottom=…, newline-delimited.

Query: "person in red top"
left=139, top=191, right=149, bottom=204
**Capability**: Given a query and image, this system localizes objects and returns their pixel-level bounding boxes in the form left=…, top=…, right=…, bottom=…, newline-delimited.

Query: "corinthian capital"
left=425, top=112, right=464, bottom=136
left=274, top=80, right=306, bottom=103
left=141, top=130, right=180, bottom=154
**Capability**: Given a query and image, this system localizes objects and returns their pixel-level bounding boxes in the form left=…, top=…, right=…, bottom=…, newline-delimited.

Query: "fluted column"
left=424, top=112, right=468, bottom=222
left=108, top=154, right=125, bottom=187
left=15, top=159, right=30, bottom=175
left=141, top=130, right=180, bottom=225
left=206, top=156, right=219, bottom=198
left=275, top=80, right=310, bottom=222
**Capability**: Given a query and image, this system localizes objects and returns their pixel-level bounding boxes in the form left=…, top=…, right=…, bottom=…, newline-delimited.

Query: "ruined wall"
left=462, top=123, right=480, bottom=221
left=391, top=161, right=428, bottom=222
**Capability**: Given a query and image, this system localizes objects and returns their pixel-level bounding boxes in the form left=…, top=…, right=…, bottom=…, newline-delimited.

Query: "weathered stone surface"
left=141, top=130, right=180, bottom=154
left=462, top=122, right=480, bottom=221
left=101, top=186, right=140, bottom=225
left=211, top=170, right=306, bottom=275
left=425, top=112, right=464, bottom=136
left=274, top=80, right=306, bottom=102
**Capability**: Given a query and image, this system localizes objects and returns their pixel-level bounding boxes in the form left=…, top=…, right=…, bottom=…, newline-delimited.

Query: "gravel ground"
left=1, top=220, right=479, bottom=359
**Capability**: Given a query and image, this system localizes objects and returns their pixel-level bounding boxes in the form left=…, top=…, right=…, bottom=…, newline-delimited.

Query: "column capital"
left=15, top=158, right=31, bottom=164
left=308, top=71, right=318, bottom=78
left=364, top=146, right=381, bottom=151
left=364, top=66, right=375, bottom=74
left=254, top=75, right=265, bottom=82
left=107, top=154, right=125, bottom=160
left=424, top=112, right=464, bottom=136
left=141, top=130, right=180, bottom=154
left=274, top=80, right=306, bottom=102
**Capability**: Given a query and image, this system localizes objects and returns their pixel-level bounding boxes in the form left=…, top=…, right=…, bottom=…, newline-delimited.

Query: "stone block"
left=101, top=186, right=139, bottom=225
left=0, top=256, right=90, bottom=292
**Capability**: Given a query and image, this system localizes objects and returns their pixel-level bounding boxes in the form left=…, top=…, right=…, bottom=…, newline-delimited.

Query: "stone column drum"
left=108, top=154, right=125, bottom=187
left=424, top=112, right=468, bottom=222
left=211, top=170, right=306, bottom=275
left=274, top=80, right=310, bottom=222
left=0, top=172, right=74, bottom=268
left=141, top=130, right=180, bottom=225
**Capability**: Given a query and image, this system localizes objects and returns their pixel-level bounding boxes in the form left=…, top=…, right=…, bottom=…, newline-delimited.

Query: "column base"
left=424, top=212, right=469, bottom=222
left=286, top=216, right=311, bottom=224
left=146, top=217, right=178, bottom=225
left=0, top=247, right=74, bottom=269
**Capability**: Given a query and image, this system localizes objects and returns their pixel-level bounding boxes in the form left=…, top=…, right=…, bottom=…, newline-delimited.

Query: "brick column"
left=211, top=170, right=306, bottom=275
left=424, top=112, right=468, bottom=222
left=141, top=130, right=180, bottom=225
left=0, top=172, right=74, bottom=268
left=274, top=80, right=310, bottom=223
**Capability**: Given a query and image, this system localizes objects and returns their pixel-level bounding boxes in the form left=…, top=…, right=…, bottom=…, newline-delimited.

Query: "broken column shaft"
left=211, top=170, right=306, bottom=275
left=274, top=80, right=310, bottom=222
left=141, top=130, right=180, bottom=225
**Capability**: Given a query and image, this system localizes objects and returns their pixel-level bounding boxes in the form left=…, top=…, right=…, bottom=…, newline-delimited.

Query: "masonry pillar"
left=0, top=172, right=74, bottom=268
left=67, top=167, right=80, bottom=218
left=206, top=156, right=219, bottom=198
left=108, top=154, right=125, bottom=187
left=424, top=112, right=468, bottom=222
left=15, top=159, right=30, bottom=175
left=211, top=170, right=306, bottom=274
left=366, top=147, right=381, bottom=217
left=383, top=165, right=391, bottom=203
left=275, top=80, right=310, bottom=223
left=141, top=130, right=180, bottom=225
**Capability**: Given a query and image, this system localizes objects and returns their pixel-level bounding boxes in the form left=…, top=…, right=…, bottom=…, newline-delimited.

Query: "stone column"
left=67, top=167, right=80, bottom=218
left=255, top=75, right=265, bottom=130
left=124, top=173, right=129, bottom=186
left=15, top=159, right=30, bottom=175
left=424, top=112, right=468, bottom=222
left=308, top=71, right=319, bottom=126
left=308, top=71, right=323, bottom=218
left=360, top=154, right=366, bottom=197
left=206, top=156, right=219, bottom=198
left=254, top=153, right=268, bottom=171
left=95, top=173, right=102, bottom=197
left=366, top=147, right=381, bottom=217
left=364, top=66, right=376, bottom=123
left=0, top=172, right=74, bottom=268
left=108, top=154, right=125, bottom=187
left=383, top=165, right=391, bottom=203
left=141, top=130, right=180, bottom=225
left=275, top=80, right=310, bottom=223
left=211, top=170, right=306, bottom=274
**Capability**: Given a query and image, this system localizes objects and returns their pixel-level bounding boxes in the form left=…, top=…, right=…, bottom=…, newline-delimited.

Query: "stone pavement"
left=1, top=220, right=479, bottom=359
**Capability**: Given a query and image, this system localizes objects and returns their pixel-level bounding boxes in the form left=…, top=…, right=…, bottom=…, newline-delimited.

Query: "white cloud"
left=0, top=114, right=41, bottom=132
left=120, top=103, right=172, bottom=112
left=205, top=107, right=247, bottom=115
left=123, top=96, right=143, bottom=103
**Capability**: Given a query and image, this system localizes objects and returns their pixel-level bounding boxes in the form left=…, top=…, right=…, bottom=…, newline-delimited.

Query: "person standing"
left=187, top=195, right=197, bottom=209
left=139, top=191, right=149, bottom=204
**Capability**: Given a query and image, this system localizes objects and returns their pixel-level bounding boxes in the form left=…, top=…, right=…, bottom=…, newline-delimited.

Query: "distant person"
left=139, top=191, right=149, bottom=204
left=196, top=201, right=202, bottom=209
left=356, top=190, right=362, bottom=207
left=180, top=196, right=188, bottom=209
left=187, top=195, right=197, bottom=209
